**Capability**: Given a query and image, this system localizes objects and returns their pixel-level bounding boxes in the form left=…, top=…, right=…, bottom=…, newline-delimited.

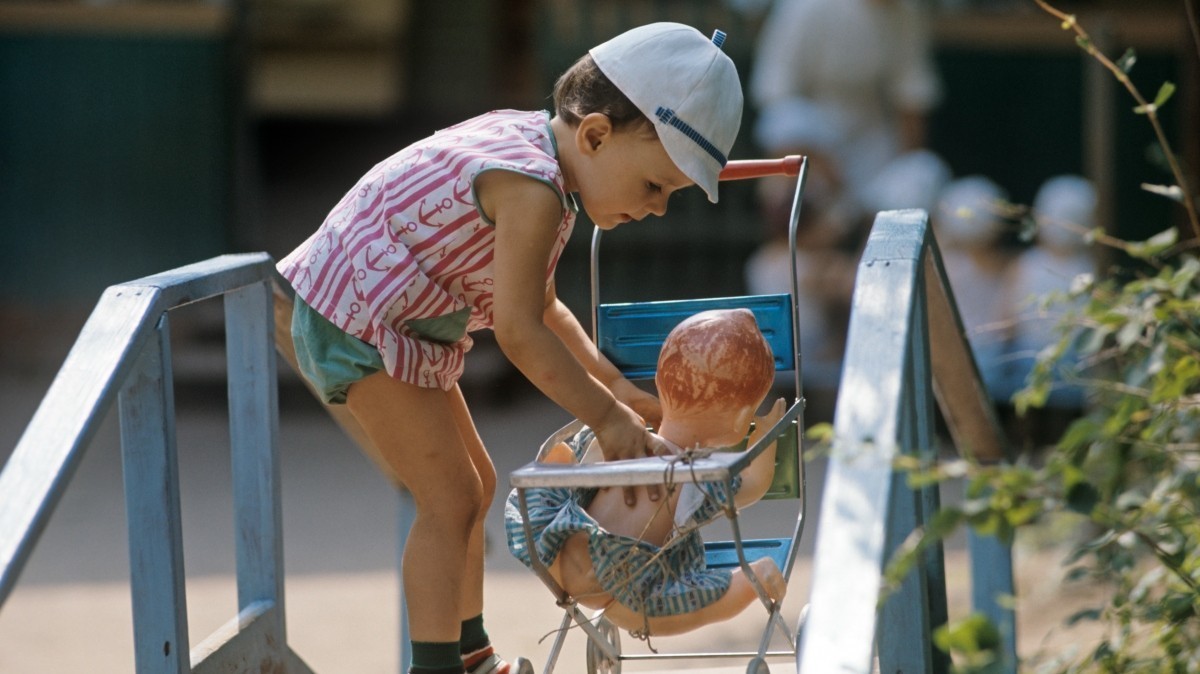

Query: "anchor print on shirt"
left=418, top=197, right=455, bottom=228
left=364, top=243, right=397, bottom=272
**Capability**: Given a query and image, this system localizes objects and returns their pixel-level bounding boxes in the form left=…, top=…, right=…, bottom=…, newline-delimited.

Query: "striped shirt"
left=278, top=110, right=576, bottom=389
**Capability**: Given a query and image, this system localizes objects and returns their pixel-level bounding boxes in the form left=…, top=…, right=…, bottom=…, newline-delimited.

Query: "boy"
left=278, top=22, right=743, bottom=674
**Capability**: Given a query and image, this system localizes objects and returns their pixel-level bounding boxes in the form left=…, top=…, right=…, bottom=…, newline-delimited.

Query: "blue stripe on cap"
left=655, top=107, right=728, bottom=167
left=711, top=30, right=727, bottom=49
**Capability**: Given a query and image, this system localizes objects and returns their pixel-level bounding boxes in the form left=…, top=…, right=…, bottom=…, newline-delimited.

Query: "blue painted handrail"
left=797, top=210, right=1017, bottom=673
left=0, top=253, right=314, bottom=673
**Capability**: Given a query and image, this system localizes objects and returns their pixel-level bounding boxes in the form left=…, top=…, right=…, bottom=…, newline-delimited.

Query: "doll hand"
left=749, top=557, right=788, bottom=603
left=747, top=398, right=787, bottom=447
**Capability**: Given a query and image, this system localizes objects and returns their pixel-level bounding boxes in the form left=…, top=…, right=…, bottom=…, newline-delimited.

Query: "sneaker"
left=464, top=653, right=533, bottom=674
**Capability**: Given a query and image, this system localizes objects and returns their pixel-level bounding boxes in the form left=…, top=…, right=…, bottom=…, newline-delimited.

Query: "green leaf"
left=933, top=613, right=1002, bottom=654
left=1066, top=480, right=1100, bottom=515
left=1067, top=608, right=1103, bottom=625
left=1153, top=81, right=1177, bottom=108
left=1116, top=48, right=1137, bottom=73
left=1141, top=183, right=1185, bottom=203
left=928, top=507, right=965, bottom=540
left=1125, top=227, right=1178, bottom=260
left=804, top=422, right=834, bottom=443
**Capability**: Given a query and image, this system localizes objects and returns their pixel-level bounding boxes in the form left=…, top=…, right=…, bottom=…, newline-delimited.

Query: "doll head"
left=656, top=309, right=774, bottom=425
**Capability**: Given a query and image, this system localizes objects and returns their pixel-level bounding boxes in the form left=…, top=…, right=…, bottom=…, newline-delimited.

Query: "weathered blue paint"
left=798, top=210, right=1015, bottom=673
left=119, top=313, right=190, bottom=674
left=0, top=253, right=315, bottom=673
left=970, top=527, right=1018, bottom=674
left=226, top=280, right=287, bottom=645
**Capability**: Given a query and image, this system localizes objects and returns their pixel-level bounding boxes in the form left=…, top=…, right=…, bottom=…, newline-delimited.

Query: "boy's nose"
left=646, top=195, right=668, bottom=217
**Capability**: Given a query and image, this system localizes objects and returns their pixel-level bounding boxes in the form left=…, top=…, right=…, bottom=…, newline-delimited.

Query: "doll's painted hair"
left=656, top=309, right=774, bottom=415
left=553, top=54, right=653, bottom=131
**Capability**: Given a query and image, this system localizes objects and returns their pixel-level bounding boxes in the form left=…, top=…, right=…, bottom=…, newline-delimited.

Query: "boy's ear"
left=576, top=113, right=614, bottom=156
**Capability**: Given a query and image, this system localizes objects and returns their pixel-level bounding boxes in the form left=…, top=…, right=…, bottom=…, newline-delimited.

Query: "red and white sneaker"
left=463, top=647, right=533, bottom=674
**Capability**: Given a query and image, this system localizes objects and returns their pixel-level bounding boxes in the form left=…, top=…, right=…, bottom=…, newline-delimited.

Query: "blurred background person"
left=1003, top=175, right=1099, bottom=445
left=749, top=0, right=944, bottom=234
left=934, top=175, right=1016, bottom=403
left=744, top=0, right=945, bottom=417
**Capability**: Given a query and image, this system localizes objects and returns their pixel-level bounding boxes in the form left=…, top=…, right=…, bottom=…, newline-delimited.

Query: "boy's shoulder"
left=435, top=109, right=555, bottom=148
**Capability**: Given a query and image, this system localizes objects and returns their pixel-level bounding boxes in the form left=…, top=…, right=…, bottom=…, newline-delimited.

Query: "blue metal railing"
left=797, top=209, right=1016, bottom=673
left=0, top=253, right=313, bottom=673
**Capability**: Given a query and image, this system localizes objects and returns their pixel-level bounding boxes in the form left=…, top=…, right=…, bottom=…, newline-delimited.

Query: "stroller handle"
left=718, top=155, right=803, bottom=181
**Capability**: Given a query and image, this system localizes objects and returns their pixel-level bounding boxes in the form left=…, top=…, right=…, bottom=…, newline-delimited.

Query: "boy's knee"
left=416, top=478, right=484, bottom=530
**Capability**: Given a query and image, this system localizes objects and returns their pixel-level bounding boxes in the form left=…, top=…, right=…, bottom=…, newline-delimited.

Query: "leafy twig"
left=1033, top=0, right=1200, bottom=240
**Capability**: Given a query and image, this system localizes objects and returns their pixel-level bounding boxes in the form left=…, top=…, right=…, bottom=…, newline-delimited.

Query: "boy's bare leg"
left=446, top=384, right=494, bottom=621
left=346, top=372, right=485, bottom=643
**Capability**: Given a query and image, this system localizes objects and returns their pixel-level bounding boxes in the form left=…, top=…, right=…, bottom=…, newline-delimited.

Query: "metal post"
left=225, top=280, right=286, bottom=644
left=119, top=313, right=190, bottom=674
left=877, top=265, right=950, bottom=674
left=969, top=523, right=1018, bottom=673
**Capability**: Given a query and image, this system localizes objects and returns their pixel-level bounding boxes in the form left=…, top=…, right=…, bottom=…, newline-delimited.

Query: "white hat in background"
left=863, top=149, right=953, bottom=215
left=591, top=22, right=743, bottom=203
left=1033, top=175, right=1096, bottom=250
left=936, top=175, right=1008, bottom=248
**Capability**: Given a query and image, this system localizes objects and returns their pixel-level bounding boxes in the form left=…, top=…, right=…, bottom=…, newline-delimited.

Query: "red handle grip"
left=718, top=155, right=803, bottom=181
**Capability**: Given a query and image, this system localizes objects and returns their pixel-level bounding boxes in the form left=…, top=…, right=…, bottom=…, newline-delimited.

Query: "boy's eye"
left=646, top=182, right=662, bottom=193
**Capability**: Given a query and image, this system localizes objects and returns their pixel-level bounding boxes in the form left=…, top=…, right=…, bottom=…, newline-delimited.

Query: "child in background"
left=506, top=309, right=788, bottom=636
left=934, top=175, right=1014, bottom=402
left=276, top=22, right=743, bottom=674
left=1006, top=175, right=1098, bottom=424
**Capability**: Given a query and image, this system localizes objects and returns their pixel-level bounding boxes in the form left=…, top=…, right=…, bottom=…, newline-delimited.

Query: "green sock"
left=459, top=614, right=490, bottom=655
left=410, top=640, right=464, bottom=674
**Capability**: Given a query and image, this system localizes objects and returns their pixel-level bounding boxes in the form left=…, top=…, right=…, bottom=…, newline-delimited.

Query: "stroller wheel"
left=747, top=656, right=770, bottom=673
left=796, top=602, right=811, bottom=642
left=585, top=616, right=621, bottom=674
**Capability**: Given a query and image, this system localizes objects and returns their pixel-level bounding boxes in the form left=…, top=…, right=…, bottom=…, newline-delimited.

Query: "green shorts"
left=291, top=297, right=384, bottom=405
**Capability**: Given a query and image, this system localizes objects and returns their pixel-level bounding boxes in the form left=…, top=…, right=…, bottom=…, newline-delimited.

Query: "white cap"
left=590, top=22, right=743, bottom=203
left=1033, top=175, right=1096, bottom=250
left=936, top=175, right=1007, bottom=248
left=863, top=149, right=952, bottom=214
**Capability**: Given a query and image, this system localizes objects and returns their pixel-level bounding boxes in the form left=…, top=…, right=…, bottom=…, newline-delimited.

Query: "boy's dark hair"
left=553, top=54, right=653, bottom=131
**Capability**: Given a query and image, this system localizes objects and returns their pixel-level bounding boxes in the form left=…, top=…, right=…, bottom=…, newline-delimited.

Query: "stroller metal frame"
left=510, top=156, right=810, bottom=673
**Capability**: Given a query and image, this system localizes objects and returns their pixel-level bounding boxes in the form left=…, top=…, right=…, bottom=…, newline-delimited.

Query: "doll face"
left=656, top=309, right=774, bottom=416
left=570, top=115, right=693, bottom=230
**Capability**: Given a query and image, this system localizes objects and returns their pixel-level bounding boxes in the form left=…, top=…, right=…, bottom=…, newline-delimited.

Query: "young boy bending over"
left=505, top=309, right=788, bottom=636
left=277, top=22, right=742, bottom=674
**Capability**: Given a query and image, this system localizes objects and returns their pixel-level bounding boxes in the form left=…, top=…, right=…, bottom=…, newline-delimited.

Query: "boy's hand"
left=609, top=378, right=662, bottom=430
left=594, top=401, right=667, bottom=505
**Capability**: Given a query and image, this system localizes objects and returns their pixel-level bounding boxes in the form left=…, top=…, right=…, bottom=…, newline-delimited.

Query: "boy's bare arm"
left=479, top=170, right=654, bottom=463
left=543, top=290, right=662, bottom=428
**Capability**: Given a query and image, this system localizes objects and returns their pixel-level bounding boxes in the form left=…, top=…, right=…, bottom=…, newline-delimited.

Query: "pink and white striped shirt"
left=278, top=109, right=576, bottom=389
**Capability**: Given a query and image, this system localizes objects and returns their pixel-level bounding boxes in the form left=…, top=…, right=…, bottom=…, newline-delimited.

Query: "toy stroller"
left=509, top=156, right=810, bottom=673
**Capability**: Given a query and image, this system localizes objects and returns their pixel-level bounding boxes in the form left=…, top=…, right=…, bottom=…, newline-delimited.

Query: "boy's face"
left=572, top=114, right=694, bottom=230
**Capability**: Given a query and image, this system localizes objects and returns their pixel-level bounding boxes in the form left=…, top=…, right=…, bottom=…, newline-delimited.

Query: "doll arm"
left=735, top=398, right=787, bottom=510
